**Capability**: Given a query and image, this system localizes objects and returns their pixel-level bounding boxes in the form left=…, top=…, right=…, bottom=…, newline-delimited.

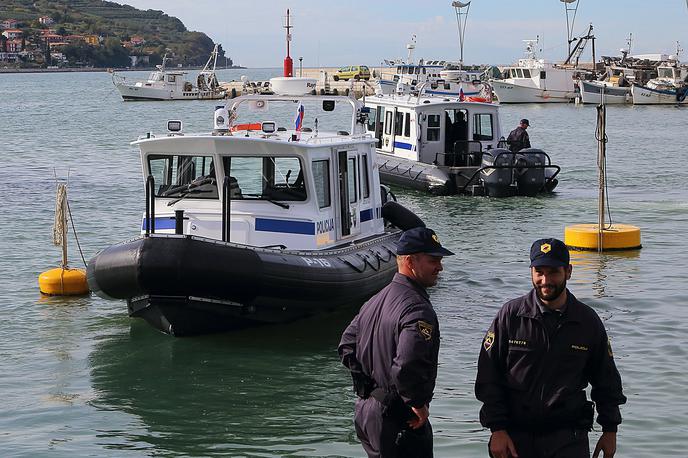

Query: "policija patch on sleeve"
left=483, top=331, right=495, bottom=351
left=417, top=321, right=434, bottom=341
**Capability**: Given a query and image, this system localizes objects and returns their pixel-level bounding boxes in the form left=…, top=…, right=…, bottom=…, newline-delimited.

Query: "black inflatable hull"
left=88, top=232, right=402, bottom=336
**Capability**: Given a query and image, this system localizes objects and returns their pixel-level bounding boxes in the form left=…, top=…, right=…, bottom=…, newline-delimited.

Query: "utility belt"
left=352, top=372, right=413, bottom=421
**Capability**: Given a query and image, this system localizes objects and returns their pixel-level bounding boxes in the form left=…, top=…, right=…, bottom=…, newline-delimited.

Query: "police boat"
left=363, top=85, right=560, bottom=196
left=87, top=81, right=424, bottom=336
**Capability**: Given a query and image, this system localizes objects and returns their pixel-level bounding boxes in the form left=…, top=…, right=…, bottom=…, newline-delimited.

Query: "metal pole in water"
left=597, top=103, right=606, bottom=253
left=61, top=188, right=68, bottom=268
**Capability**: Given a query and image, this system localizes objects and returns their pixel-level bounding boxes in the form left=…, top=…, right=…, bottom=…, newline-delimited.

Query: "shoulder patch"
left=483, top=331, right=495, bottom=351
left=417, top=320, right=434, bottom=341
left=607, top=337, right=614, bottom=357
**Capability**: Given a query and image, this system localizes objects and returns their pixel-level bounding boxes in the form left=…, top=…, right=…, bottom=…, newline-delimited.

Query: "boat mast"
left=283, top=9, right=293, bottom=77
left=561, top=0, right=580, bottom=56
left=451, top=1, right=471, bottom=70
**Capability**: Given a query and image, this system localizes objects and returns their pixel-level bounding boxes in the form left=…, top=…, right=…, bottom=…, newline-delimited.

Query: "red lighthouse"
left=283, top=9, right=293, bottom=77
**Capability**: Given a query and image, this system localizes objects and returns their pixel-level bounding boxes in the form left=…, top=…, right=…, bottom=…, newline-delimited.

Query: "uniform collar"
left=518, top=289, right=582, bottom=323
left=393, top=273, right=430, bottom=300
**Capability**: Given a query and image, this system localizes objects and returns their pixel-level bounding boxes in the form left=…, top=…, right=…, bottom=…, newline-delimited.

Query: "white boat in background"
left=491, top=38, right=584, bottom=103
left=631, top=57, right=688, bottom=105
left=578, top=80, right=631, bottom=104
left=112, top=45, right=226, bottom=101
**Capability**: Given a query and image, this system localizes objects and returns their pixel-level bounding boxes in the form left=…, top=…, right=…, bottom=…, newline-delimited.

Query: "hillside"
left=0, top=0, right=231, bottom=68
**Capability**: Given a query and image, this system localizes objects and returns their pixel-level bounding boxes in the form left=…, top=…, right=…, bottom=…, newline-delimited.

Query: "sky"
left=115, top=0, right=688, bottom=68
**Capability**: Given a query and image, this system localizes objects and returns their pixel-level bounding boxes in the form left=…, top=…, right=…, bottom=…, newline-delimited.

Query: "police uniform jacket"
left=475, top=289, right=626, bottom=433
left=339, top=273, right=440, bottom=408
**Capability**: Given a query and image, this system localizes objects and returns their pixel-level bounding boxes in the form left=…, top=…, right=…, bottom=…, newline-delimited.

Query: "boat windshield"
left=148, top=71, right=164, bottom=82
left=658, top=68, right=675, bottom=79
left=148, top=154, right=218, bottom=198
left=222, top=156, right=307, bottom=202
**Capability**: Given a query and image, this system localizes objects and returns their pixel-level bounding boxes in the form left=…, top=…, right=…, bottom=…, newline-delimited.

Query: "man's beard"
left=534, top=280, right=566, bottom=302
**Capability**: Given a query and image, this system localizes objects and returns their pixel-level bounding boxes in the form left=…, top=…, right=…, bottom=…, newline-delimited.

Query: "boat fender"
left=381, top=201, right=425, bottom=231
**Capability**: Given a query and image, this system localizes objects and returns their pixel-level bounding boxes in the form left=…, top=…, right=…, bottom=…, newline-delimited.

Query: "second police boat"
left=87, top=79, right=424, bottom=336
left=363, top=83, right=560, bottom=196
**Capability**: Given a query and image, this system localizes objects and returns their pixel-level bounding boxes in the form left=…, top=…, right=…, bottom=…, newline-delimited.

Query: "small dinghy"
left=88, top=82, right=423, bottom=336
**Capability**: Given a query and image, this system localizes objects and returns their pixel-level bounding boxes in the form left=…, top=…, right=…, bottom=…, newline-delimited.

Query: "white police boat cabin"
left=363, top=86, right=560, bottom=196
left=87, top=86, right=423, bottom=336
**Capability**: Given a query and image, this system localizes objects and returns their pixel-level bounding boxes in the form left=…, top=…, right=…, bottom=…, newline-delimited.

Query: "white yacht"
left=362, top=85, right=560, bottom=196
left=87, top=79, right=423, bottom=336
left=112, top=45, right=226, bottom=101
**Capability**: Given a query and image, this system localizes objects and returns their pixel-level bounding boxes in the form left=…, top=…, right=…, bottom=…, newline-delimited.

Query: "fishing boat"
left=112, top=44, right=226, bottom=101
left=87, top=80, right=424, bottom=336
left=362, top=85, right=560, bottom=196
left=631, top=59, right=688, bottom=105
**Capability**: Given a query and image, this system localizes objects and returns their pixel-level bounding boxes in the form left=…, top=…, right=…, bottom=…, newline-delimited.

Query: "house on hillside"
left=1, top=19, right=19, bottom=30
left=38, top=16, right=54, bottom=26
left=6, top=39, right=22, bottom=52
left=129, top=54, right=150, bottom=67
left=2, top=29, right=23, bottom=40
left=130, top=35, right=145, bottom=46
left=84, top=35, right=100, bottom=45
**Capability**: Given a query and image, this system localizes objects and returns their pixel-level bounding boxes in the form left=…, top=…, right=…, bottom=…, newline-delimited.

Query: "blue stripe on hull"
left=255, top=218, right=315, bottom=235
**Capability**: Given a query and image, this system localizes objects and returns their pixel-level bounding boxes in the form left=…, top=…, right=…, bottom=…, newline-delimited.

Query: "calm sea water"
left=1, top=69, right=687, bottom=457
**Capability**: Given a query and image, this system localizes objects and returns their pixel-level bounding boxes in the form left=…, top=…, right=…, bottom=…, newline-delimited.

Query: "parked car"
left=333, top=65, right=371, bottom=81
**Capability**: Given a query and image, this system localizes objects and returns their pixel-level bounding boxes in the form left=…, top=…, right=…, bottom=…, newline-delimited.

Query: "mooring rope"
left=52, top=182, right=88, bottom=269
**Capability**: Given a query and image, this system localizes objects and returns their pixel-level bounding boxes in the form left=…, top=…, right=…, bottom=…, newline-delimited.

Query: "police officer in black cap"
left=506, top=119, right=531, bottom=153
left=339, top=227, right=454, bottom=458
left=475, top=238, right=626, bottom=458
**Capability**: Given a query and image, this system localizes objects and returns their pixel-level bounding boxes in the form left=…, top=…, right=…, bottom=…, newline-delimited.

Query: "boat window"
left=426, top=114, right=441, bottom=142
left=523, top=69, right=531, bottom=78
left=473, top=113, right=494, bottom=141
left=384, top=111, right=393, bottom=135
left=168, top=75, right=176, bottom=83
left=540, top=71, right=546, bottom=79
left=658, top=68, right=673, bottom=78
left=148, top=154, right=218, bottom=199
left=312, top=160, right=331, bottom=208
left=516, top=69, right=524, bottom=78
left=360, top=154, right=370, bottom=199
left=222, top=156, right=307, bottom=201
left=348, top=157, right=357, bottom=203
left=365, top=106, right=377, bottom=132
left=403, top=113, right=411, bottom=137
left=394, top=112, right=404, bottom=136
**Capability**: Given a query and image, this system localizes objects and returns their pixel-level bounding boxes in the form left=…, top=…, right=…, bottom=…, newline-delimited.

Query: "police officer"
left=507, top=118, right=531, bottom=152
left=338, top=227, right=454, bottom=458
left=475, top=238, right=626, bottom=458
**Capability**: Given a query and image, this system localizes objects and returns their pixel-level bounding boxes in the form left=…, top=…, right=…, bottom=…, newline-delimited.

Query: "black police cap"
left=396, top=227, right=454, bottom=257
left=520, top=118, right=530, bottom=126
left=530, top=238, right=569, bottom=268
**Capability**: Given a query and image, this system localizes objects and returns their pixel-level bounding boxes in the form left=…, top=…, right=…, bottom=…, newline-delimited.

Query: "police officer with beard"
left=475, top=238, right=626, bottom=458
left=338, top=227, right=454, bottom=458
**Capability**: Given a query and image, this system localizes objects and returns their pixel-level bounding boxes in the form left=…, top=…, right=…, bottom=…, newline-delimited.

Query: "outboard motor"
left=480, top=148, right=515, bottom=197
left=515, top=148, right=547, bottom=197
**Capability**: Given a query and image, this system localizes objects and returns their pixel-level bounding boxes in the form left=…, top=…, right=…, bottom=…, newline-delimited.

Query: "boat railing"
left=455, top=150, right=561, bottom=194
left=145, top=175, right=156, bottom=235
left=221, top=176, right=231, bottom=242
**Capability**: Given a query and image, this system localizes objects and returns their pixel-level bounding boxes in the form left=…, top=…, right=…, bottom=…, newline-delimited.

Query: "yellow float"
left=565, top=223, right=642, bottom=251
left=39, top=182, right=90, bottom=296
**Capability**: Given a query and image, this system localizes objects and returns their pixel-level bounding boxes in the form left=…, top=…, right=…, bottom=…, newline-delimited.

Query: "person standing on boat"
left=506, top=119, right=531, bottom=152
left=475, top=238, right=626, bottom=458
left=338, top=227, right=454, bottom=458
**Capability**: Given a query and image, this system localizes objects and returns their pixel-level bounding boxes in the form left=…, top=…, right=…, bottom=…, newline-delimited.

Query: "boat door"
left=380, top=107, right=396, bottom=154
left=418, top=110, right=445, bottom=164
left=336, top=149, right=361, bottom=238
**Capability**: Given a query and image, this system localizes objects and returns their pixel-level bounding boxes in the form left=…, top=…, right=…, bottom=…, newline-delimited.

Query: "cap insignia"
left=540, top=243, right=551, bottom=254
left=431, top=234, right=440, bottom=244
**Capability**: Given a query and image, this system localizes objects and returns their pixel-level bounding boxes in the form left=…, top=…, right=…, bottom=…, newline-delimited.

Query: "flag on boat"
left=459, top=86, right=465, bottom=101
left=294, top=102, right=304, bottom=139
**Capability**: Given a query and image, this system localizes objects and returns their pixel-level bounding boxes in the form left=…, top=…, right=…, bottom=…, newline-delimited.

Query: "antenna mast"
left=561, top=0, right=580, bottom=56
left=283, top=9, right=293, bottom=77
left=451, top=1, right=471, bottom=69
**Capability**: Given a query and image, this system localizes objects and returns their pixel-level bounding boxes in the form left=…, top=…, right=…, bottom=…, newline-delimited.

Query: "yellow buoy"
left=565, top=223, right=642, bottom=251
left=39, top=267, right=89, bottom=296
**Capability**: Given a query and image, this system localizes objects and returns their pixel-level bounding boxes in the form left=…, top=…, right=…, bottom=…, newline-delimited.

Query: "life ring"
left=230, top=123, right=262, bottom=132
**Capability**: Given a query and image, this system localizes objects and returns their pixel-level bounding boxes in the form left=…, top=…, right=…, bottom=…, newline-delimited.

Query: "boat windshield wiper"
left=164, top=177, right=216, bottom=206
left=243, top=194, right=290, bottom=209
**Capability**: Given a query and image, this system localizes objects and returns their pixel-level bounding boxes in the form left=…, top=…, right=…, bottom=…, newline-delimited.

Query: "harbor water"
left=1, top=69, right=687, bottom=457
